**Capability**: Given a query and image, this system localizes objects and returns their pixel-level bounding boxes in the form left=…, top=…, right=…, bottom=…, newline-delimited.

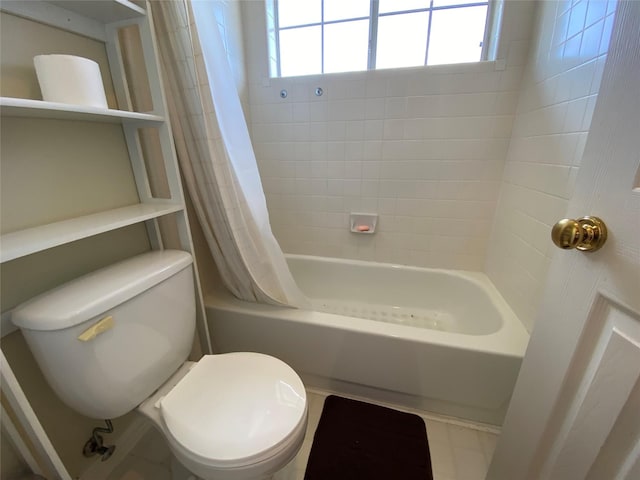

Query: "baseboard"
left=301, top=373, right=502, bottom=434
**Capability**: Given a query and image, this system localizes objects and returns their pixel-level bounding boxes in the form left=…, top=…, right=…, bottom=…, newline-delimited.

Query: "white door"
left=487, top=2, right=640, bottom=479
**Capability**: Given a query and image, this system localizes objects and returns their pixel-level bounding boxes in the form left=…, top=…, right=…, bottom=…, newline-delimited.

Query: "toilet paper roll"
left=34, top=54, right=108, bottom=108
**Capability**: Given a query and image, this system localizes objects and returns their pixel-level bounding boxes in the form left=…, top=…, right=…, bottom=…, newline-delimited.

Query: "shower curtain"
left=147, top=0, right=308, bottom=307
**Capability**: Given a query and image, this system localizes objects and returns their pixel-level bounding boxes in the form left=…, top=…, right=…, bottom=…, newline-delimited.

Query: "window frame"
left=271, top=0, right=495, bottom=77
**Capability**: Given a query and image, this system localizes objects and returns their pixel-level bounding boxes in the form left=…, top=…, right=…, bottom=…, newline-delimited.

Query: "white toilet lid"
left=159, top=353, right=306, bottom=467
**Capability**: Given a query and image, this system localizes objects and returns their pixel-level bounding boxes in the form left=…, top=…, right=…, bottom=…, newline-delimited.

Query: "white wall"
left=0, top=424, right=30, bottom=480
left=486, top=0, right=615, bottom=331
left=242, top=0, right=535, bottom=270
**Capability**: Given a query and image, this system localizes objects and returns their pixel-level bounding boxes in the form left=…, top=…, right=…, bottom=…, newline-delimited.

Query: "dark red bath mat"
left=304, top=395, right=433, bottom=480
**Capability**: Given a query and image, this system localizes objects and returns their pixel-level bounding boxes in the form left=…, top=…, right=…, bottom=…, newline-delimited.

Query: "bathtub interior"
left=287, top=255, right=503, bottom=335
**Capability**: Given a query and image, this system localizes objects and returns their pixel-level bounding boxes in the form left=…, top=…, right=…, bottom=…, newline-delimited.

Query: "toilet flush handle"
left=77, top=315, right=114, bottom=341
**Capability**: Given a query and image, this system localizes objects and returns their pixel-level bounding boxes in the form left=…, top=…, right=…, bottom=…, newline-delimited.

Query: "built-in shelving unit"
left=0, top=97, right=169, bottom=262
left=0, top=1, right=211, bottom=479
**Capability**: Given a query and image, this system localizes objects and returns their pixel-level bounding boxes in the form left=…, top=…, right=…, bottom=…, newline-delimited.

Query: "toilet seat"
left=159, top=353, right=307, bottom=469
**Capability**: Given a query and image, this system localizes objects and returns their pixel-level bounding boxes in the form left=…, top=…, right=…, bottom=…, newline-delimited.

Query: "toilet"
left=11, top=250, right=308, bottom=480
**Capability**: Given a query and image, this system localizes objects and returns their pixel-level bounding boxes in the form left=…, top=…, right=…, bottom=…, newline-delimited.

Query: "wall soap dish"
left=350, top=213, right=378, bottom=234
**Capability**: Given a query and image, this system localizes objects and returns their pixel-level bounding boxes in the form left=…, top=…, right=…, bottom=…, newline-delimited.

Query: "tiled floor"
left=106, top=389, right=499, bottom=480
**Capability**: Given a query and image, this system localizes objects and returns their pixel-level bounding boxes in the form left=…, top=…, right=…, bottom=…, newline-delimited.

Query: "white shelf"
left=49, top=0, right=146, bottom=23
left=0, top=97, right=164, bottom=125
left=1, top=1, right=147, bottom=42
left=0, top=203, right=183, bottom=263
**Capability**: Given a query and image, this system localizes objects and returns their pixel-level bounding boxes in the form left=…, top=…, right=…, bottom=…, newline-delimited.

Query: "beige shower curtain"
left=142, top=0, right=307, bottom=307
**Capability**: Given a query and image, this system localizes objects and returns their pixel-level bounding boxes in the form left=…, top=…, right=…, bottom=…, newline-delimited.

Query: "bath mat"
left=304, top=395, right=432, bottom=480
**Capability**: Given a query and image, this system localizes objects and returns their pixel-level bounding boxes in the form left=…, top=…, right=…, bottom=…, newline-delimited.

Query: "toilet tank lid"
left=12, top=250, right=192, bottom=331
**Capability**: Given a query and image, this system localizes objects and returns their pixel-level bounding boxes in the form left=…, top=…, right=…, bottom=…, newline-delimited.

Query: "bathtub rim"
left=206, top=254, right=529, bottom=359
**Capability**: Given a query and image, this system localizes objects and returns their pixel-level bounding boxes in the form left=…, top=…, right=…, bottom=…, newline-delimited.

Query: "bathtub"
left=206, top=255, right=530, bottom=425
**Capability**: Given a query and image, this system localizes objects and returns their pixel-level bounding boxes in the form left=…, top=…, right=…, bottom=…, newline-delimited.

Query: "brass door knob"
left=551, top=216, right=607, bottom=252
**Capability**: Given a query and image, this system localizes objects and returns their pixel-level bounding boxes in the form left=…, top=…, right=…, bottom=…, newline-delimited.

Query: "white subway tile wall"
left=242, top=1, right=536, bottom=271
left=485, top=0, right=614, bottom=331
left=218, top=0, right=613, bottom=331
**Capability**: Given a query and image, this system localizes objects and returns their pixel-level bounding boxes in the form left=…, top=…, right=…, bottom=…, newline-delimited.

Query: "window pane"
left=324, top=20, right=369, bottom=74
left=432, top=0, right=487, bottom=7
left=279, top=26, right=321, bottom=76
left=376, top=12, right=429, bottom=69
left=379, top=0, right=429, bottom=14
left=427, top=6, right=487, bottom=65
left=324, top=0, right=370, bottom=21
left=277, top=0, right=321, bottom=27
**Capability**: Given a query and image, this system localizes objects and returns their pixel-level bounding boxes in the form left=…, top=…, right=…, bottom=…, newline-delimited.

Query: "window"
left=267, top=0, right=491, bottom=77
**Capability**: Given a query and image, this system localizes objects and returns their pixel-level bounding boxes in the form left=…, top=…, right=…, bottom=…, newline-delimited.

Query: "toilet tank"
left=11, top=250, right=196, bottom=419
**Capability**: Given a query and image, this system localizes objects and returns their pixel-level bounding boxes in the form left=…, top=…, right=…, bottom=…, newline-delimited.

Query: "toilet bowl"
left=11, top=250, right=308, bottom=480
left=139, top=354, right=308, bottom=480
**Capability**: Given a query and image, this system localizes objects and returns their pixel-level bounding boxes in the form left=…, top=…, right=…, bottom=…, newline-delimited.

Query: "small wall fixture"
left=350, top=213, right=377, bottom=234
left=314, top=87, right=323, bottom=97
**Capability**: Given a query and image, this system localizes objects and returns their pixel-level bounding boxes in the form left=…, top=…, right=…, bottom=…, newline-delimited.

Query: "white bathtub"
left=206, top=255, right=530, bottom=425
